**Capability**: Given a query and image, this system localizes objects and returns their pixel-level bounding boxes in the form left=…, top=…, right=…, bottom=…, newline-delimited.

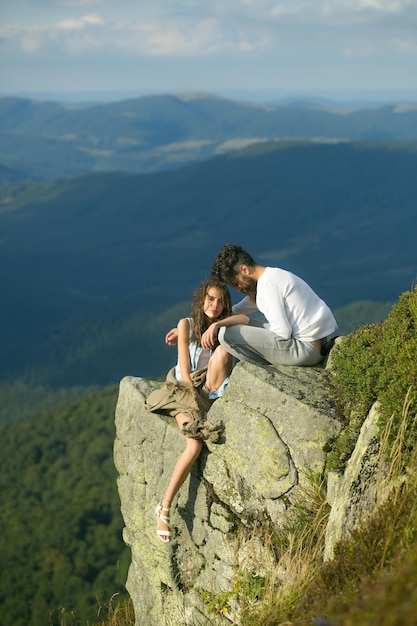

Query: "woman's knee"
left=184, top=437, right=203, bottom=461
left=207, top=346, right=232, bottom=390
left=209, top=345, right=231, bottom=369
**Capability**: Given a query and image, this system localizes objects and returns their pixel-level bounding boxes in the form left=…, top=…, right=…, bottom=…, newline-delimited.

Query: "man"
left=203, top=243, right=337, bottom=367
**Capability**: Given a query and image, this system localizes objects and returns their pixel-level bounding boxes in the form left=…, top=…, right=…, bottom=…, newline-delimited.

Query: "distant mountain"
left=1, top=94, right=417, bottom=178
left=266, top=96, right=417, bottom=110
left=1, top=140, right=416, bottom=385
left=0, top=162, right=34, bottom=184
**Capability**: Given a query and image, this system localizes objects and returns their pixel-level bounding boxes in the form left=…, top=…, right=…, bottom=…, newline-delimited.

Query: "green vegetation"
left=0, top=381, right=101, bottom=424
left=0, top=386, right=129, bottom=626
left=328, top=287, right=417, bottom=472
left=51, top=595, right=135, bottom=626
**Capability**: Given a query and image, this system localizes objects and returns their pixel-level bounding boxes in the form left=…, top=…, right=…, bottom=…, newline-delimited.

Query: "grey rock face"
left=324, top=402, right=385, bottom=561
left=114, top=361, right=341, bottom=625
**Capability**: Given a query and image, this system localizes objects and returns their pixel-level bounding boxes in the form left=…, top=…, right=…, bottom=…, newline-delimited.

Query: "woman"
left=145, top=278, right=247, bottom=542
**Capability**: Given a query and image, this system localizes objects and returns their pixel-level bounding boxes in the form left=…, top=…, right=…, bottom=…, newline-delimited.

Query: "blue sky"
left=1, top=0, right=416, bottom=101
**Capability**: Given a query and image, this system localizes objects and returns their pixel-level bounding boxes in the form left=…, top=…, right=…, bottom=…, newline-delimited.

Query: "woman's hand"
left=165, top=327, right=178, bottom=346
left=201, top=314, right=250, bottom=350
left=201, top=323, right=219, bottom=350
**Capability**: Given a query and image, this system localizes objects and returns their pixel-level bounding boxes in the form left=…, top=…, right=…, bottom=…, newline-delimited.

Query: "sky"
left=1, top=0, right=416, bottom=102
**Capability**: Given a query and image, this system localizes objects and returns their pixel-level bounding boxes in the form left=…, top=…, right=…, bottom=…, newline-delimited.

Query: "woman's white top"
left=174, top=318, right=211, bottom=381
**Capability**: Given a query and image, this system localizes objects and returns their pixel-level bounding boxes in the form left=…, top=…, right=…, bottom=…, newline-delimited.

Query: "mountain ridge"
left=1, top=94, right=417, bottom=178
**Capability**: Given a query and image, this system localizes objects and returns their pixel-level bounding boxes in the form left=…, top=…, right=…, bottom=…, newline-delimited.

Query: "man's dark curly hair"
left=211, top=244, right=256, bottom=284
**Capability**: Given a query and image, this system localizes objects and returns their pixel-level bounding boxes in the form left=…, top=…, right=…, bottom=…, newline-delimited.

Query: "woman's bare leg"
left=157, top=412, right=203, bottom=540
left=205, top=345, right=233, bottom=392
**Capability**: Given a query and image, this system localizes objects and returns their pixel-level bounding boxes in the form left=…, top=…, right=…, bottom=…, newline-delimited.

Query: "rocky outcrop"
left=114, top=361, right=343, bottom=626
left=324, top=401, right=392, bottom=561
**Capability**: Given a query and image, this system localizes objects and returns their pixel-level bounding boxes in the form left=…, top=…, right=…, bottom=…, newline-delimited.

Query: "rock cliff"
left=114, top=357, right=386, bottom=625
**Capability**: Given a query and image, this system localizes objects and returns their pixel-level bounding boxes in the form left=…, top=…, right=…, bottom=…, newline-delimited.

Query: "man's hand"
left=165, top=327, right=178, bottom=346
left=201, top=323, right=220, bottom=350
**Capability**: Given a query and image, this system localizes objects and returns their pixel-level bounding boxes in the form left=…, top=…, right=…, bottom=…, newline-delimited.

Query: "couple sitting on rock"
left=145, top=243, right=338, bottom=542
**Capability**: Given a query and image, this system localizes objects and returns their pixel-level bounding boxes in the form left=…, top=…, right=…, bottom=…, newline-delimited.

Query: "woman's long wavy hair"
left=190, top=278, right=232, bottom=346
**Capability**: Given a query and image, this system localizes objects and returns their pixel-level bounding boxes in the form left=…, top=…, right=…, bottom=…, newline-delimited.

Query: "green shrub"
left=328, top=287, right=417, bottom=473
left=376, top=289, right=417, bottom=439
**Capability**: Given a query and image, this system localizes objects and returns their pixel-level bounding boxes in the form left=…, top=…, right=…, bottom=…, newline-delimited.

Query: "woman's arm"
left=177, top=318, right=193, bottom=386
left=201, top=314, right=249, bottom=350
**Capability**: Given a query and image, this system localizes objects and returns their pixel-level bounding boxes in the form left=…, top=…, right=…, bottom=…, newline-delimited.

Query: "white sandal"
left=156, top=502, right=171, bottom=542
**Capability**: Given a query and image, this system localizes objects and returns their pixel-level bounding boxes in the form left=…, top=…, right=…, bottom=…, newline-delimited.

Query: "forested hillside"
left=0, top=386, right=128, bottom=626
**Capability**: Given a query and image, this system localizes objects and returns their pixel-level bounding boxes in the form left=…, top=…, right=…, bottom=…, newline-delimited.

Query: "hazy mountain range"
left=1, top=93, right=417, bottom=179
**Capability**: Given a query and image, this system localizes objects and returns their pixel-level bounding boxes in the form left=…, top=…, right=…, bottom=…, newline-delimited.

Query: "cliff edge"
left=114, top=358, right=384, bottom=625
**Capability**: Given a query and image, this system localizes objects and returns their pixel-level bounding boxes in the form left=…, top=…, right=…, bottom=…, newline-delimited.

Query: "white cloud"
left=56, top=14, right=104, bottom=30
left=0, top=15, right=106, bottom=55
left=20, top=36, right=42, bottom=54
left=342, top=43, right=376, bottom=58
left=230, top=0, right=414, bottom=24
left=0, top=0, right=415, bottom=65
left=351, top=0, right=405, bottom=11
left=0, top=12, right=272, bottom=58
left=121, top=17, right=272, bottom=56
left=389, top=35, right=417, bottom=53
left=60, top=0, right=104, bottom=6
left=125, top=18, right=223, bottom=56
